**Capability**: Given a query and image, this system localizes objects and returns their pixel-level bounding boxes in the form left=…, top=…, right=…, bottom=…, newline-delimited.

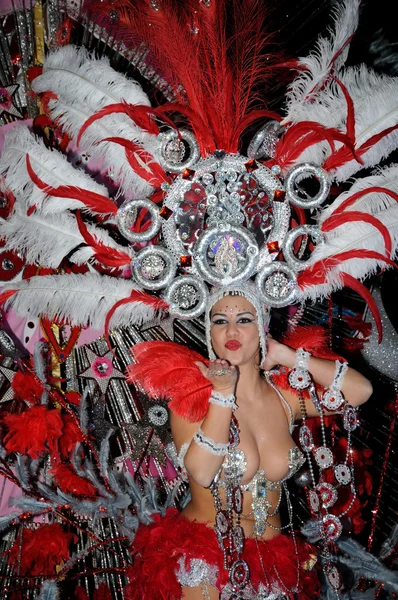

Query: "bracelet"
left=288, top=348, right=311, bottom=390
left=193, top=427, right=229, bottom=456
left=321, top=360, right=348, bottom=411
left=209, top=390, right=238, bottom=411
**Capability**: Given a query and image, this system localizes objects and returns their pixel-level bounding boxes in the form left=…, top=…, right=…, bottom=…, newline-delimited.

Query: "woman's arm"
left=262, top=338, right=373, bottom=419
left=170, top=359, right=237, bottom=488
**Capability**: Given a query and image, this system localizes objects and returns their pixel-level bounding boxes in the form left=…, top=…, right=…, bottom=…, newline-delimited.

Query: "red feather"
left=2, top=405, right=64, bottom=459
left=333, top=186, right=398, bottom=216
left=341, top=273, right=383, bottom=343
left=99, top=136, right=167, bottom=187
left=127, top=341, right=212, bottom=423
left=282, top=325, right=343, bottom=360
left=75, top=211, right=131, bottom=268
left=8, top=524, right=75, bottom=576
left=26, top=155, right=117, bottom=216
left=12, top=370, right=45, bottom=404
left=50, top=462, right=98, bottom=497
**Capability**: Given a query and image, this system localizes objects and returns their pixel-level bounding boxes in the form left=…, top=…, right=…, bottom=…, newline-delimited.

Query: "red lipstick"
left=225, top=340, right=241, bottom=351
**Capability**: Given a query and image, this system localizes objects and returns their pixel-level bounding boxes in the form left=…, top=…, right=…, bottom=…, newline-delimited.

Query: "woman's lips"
left=225, top=340, right=241, bottom=351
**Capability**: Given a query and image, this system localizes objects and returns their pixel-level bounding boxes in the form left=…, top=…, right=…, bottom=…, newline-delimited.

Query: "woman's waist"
left=180, top=501, right=282, bottom=540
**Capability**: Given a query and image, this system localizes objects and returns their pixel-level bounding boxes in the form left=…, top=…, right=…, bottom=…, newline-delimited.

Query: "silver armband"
left=209, top=390, right=237, bottom=411
left=288, top=348, right=311, bottom=390
left=193, top=427, right=229, bottom=456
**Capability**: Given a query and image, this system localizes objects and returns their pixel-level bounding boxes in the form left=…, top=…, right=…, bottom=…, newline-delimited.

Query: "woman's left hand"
left=260, top=335, right=294, bottom=371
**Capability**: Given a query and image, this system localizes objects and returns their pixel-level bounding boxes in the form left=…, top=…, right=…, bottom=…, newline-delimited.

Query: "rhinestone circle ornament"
left=289, top=368, right=311, bottom=390
left=299, top=425, right=315, bottom=451
left=309, top=489, right=320, bottom=512
left=321, top=389, right=345, bottom=411
left=343, top=405, right=359, bottom=431
left=323, top=514, right=343, bottom=542
left=147, top=405, right=169, bottom=427
left=256, top=262, right=297, bottom=307
left=247, top=120, right=282, bottom=160
left=216, top=510, right=229, bottom=535
left=232, top=525, right=245, bottom=553
left=159, top=129, right=200, bottom=173
left=284, top=163, right=330, bottom=209
left=334, top=463, right=352, bottom=485
left=326, top=563, right=342, bottom=590
left=165, top=275, right=208, bottom=318
left=230, top=559, right=250, bottom=589
left=116, top=198, right=161, bottom=242
left=317, top=482, right=338, bottom=508
left=314, top=446, right=334, bottom=469
left=161, top=153, right=289, bottom=278
left=282, top=225, right=324, bottom=272
left=194, top=224, right=259, bottom=286
left=132, top=246, right=176, bottom=290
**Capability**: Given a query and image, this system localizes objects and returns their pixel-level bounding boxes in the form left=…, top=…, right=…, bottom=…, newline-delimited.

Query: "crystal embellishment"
left=314, top=446, right=334, bottom=469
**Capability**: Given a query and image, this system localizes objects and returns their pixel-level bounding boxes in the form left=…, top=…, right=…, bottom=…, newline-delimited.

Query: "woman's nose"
left=226, top=321, right=239, bottom=337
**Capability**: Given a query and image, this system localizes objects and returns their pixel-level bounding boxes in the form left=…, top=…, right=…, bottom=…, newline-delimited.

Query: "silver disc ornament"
left=284, top=163, right=330, bottom=209
left=282, top=225, right=324, bottom=272
left=158, top=128, right=200, bottom=173
left=116, top=198, right=161, bottom=243
left=321, top=388, right=345, bottom=411
left=247, top=120, right=283, bottom=160
left=164, top=275, right=208, bottom=319
left=132, top=246, right=177, bottom=290
left=256, top=262, right=297, bottom=307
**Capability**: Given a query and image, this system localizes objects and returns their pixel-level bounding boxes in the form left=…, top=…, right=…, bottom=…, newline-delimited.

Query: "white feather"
left=1, top=273, right=166, bottom=330
left=298, top=206, right=398, bottom=302
left=320, top=163, right=398, bottom=221
left=0, top=203, right=131, bottom=268
left=284, top=0, right=360, bottom=124
left=333, top=66, right=398, bottom=181
left=0, top=125, right=115, bottom=215
left=32, top=46, right=161, bottom=197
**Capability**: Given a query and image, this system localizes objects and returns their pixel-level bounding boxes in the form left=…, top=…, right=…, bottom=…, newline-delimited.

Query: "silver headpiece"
left=204, top=283, right=270, bottom=363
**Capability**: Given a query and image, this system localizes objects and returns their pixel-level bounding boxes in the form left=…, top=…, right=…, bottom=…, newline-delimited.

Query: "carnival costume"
left=1, top=0, right=398, bottom=598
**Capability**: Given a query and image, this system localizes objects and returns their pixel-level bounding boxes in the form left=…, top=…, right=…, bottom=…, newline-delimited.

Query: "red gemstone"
left=273, top=189, right=286, bottom=201
left=267, top=240, right=280, bottom=253
left=244, top=159, right=258, bottom=172
left=179, top=255, right=192, bottom=267
left=159, top=206, right=173, bottom=220
left=182, top=168, right=195, bottom=179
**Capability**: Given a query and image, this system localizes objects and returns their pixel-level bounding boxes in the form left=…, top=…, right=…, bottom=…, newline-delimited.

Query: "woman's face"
left=210, top=295, right=260, bottom=367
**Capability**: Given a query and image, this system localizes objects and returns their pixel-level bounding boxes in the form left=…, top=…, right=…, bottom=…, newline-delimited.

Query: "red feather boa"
left=124, top=509, right=320, bottom=600
left=8, top=524, right=75, bottom=576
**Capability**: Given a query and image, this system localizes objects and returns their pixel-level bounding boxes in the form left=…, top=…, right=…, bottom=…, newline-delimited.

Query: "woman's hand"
left=260, top=335, right=296, bottom=371
left=195, top=359, right=238, bottom=394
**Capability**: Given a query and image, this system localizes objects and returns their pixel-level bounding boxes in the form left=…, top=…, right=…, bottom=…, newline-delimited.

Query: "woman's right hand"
left=195, top=359, right=238, bottom=394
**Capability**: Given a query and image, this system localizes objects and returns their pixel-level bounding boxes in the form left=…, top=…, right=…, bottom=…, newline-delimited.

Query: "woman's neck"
left=235, top=361, right=265, bottom=403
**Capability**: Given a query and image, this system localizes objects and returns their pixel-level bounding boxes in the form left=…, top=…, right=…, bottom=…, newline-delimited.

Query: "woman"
left=126, top=286, right=373, bottom=600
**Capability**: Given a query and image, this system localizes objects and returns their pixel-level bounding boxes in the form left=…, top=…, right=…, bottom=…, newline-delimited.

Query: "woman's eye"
left=238, top=318, right=255, bottom=324
left=212, top=319, right=228, bottom=325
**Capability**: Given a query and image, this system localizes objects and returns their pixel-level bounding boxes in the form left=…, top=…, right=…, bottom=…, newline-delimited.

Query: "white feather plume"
left=298, top=206, right=398, bottom=302
left=0, top=204, right=131, bottom=268
left=1, top=273, right=166, bottom=330
left=333, top=66, right=398, bottom=181
left=320, top=163, right=398, bottom=222
left=32, top=46, right=161, bottom=197
left=284, top=0, right=360, bottom=124
left=0, top=125, right=115, bottom=216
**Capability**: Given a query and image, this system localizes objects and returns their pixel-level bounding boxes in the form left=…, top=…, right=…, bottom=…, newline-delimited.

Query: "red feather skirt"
left=124, top=509, right=320, bottom=599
